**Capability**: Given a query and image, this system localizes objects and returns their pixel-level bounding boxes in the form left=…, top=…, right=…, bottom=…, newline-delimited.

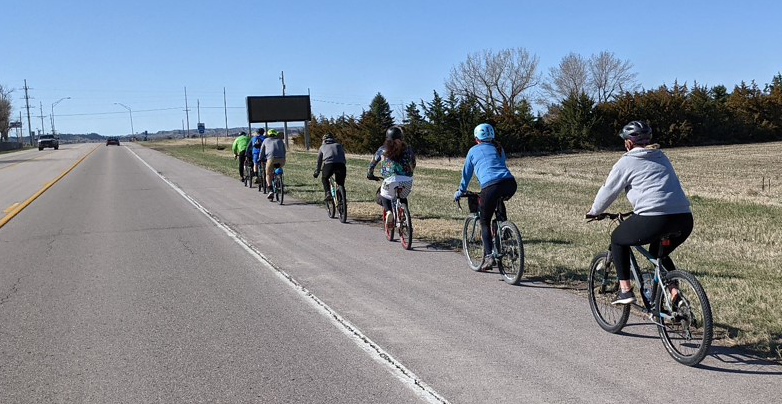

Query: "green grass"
left=145, top=139, right=782, bottom=359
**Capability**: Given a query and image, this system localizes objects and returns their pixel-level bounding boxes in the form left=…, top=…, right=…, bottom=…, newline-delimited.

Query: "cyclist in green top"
left=232, top=131, right=251, bottom=182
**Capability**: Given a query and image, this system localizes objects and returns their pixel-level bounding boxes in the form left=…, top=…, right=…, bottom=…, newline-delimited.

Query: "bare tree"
left=589, top=51, right=639, bottom=103
left=445, top=48, right=540, bottom=116
left=539, top=52, right=590, bottom=103
left=0, top=85, right=14, bottom=142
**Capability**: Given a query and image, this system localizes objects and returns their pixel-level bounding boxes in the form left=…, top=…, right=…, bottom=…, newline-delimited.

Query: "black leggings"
left=321, top=163, right=346, bottom=197
left=480, top=178, right=517, bottom=255
left=611, top=213, right=694, bottom=280
left=237, top=150, right=247, bottom=178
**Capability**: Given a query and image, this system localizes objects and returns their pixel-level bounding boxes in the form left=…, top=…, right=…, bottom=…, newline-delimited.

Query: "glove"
left=313, top=170, right=320, bottom=178
left=454, top=190, right=464, bottom=202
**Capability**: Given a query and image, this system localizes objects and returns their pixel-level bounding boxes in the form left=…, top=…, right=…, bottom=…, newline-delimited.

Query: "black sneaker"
left=267, top=192, right=275, bottom=201
left=612, top=290, right=636, bottom=305
left=324, top=195, right=333, bottom=202
left=240, top=177, right=245, bottom=182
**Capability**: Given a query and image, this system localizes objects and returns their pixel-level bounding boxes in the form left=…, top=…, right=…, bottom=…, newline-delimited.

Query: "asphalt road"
left=1, top=143, right=779, bottom=403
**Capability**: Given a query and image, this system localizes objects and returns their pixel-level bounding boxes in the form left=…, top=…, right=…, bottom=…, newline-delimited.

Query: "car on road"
left=106, top=137, right=120, bottom=146
left=38, top=134, right=59, bottom=150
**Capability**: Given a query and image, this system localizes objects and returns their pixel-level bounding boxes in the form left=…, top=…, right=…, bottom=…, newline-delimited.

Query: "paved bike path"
left=130, top=143, right=781, bottom=404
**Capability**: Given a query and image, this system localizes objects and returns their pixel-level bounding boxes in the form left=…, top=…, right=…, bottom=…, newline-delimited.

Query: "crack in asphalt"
left=0, top=275, right=25, bottom=306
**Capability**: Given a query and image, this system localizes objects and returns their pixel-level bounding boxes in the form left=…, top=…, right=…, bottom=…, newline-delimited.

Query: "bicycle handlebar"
left=585, top=212, right=634, bottom=222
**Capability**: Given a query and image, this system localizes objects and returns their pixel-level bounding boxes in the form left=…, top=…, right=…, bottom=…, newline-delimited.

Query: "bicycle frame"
left=620, top=245, right=678, bottom=322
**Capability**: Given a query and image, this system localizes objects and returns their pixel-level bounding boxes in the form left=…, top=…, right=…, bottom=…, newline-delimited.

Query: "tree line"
left=304, top=48, right=782, bottom=156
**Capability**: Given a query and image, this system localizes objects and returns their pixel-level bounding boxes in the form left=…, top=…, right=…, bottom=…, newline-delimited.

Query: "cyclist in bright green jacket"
left=232, top=131, right=251, bottom=182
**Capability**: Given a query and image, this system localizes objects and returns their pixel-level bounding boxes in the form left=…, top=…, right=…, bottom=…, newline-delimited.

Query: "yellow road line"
left=4, top=203, right=20, bottom=213
left=0, top=145, right=100, bottom=229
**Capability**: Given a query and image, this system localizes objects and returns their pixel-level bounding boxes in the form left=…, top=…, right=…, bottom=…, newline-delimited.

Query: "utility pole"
left=24, top=80, right=33, bottom=146
left=184, top=86, right=191, bottom=139
left=280, top=71, right=288, bottom=147
left=38, top=102, right=46, bottom=140
left=223, top=87, right=228, bottom=142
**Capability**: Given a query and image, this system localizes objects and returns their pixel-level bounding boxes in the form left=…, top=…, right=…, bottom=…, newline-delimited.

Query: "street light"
left=51, top=97, right=71, bottom=135
left=114, top=102, right=135, bottom=136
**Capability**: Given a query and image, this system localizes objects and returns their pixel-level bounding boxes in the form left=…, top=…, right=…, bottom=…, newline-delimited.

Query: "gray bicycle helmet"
left=619, top=121, right=653, bottom=144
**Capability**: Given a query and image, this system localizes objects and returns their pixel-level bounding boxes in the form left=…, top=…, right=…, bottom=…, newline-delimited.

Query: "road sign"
left=197, top=123, right=205, bottom=134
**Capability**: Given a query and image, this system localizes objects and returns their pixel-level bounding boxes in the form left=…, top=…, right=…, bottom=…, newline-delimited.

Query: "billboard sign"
left=246, top=95, right=311, bottom=123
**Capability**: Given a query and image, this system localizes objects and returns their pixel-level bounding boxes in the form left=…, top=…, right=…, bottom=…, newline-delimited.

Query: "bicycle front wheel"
left=398, top=203, right=413, bottom=250
left=337, top=186, right=347, bottom=223
left=326, top=186, right=336, bottom=218
left=588, top=252, right=630, bottom=333
left=655, top=270, right=713, bottom=366
left=462, top=215, right=484, bottom=271
left=496, top=221, right=524, bottom=285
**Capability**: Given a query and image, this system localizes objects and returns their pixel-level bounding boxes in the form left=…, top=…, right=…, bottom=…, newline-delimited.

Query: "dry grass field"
left=146, top=137, right=782, bottom=358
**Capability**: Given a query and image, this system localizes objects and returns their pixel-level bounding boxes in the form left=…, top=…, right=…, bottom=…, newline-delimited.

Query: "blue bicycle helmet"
left=474, top=123, right=495, bottom=142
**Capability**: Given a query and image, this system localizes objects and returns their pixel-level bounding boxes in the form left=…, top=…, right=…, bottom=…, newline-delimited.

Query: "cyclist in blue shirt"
left=454, top=123, right=517, bottom=271
left=251, top=128, right=266, bottom=183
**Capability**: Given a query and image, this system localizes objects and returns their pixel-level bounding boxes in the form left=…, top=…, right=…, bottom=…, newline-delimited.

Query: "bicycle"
left=457, top=190, right=524, bottom=285
left=257, top=160, right=267, bottom=194
left=243, top=154, right=254, bottom=188
left=586, top=212, right=713, bottom=366
left=325, top=175, right=347, bottom=223
left=369, top=175, right=413, bottom=250
left=269, top=163, right=284, bottom=204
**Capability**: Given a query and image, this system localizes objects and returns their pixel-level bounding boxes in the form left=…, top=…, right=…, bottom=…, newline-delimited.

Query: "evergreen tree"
left=360, top=93, right=395, bottom=153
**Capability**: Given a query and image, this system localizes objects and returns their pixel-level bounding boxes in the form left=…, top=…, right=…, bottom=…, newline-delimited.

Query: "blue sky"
left=3, top=0, right=781, bottom=137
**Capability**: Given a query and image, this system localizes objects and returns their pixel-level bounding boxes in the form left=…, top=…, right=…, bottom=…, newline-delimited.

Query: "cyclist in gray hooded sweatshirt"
left=313, top=133, right=347, bottom=201
left=586, top=121, right=692, bottom=305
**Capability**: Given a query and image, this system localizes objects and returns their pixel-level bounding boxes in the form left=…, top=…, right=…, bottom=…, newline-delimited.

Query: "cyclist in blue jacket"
left=250, top=128, right=266, bottom=183
left=454, top=123, right=517, bottom=271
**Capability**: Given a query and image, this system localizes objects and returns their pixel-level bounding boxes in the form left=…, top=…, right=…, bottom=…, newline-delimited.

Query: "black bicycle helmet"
left=322, top=133, right=335, bottom=141
left=385, top=126, right=403, bottom=141
left=256, top=128, right=265, bottom=135
left=619, top=121, right=652, bottom=144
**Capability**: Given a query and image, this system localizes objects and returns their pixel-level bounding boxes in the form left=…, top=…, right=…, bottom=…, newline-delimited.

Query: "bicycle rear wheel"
left=462, top=215, right=483, bottom=271
left=588, top=252, right=630, bottom=333
left=244, top=162, right=253, bottom=187
left=337, top=186, right=347, bottom=223
left=496, top=221, right=524, bottom=285
left=276, top=175, right=284, bottom=205
left=398, top=203, right=413, bottom=250
left=655, top=270, right=713, bottom=366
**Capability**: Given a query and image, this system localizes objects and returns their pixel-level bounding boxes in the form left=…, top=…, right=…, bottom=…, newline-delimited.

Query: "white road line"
left=129, top=147, right=449, bottom=404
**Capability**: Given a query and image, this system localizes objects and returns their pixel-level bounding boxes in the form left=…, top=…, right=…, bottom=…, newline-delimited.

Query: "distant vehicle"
left=38, top=134, right=59, bottom=151
left=106, top=137, right=120, bottom=146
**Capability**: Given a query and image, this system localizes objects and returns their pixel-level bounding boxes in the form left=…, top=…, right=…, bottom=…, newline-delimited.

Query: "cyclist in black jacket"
left=313, top=133, right=347, bottom=201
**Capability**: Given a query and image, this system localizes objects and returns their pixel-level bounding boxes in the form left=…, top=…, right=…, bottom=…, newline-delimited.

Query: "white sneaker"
left=267, top=191, right=275, bottom=200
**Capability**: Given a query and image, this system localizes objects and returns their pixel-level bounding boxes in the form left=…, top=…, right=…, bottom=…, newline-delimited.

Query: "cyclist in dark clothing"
left=313, top=133, right=347, bottom=201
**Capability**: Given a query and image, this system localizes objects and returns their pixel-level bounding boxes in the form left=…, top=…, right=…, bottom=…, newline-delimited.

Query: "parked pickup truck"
left=38, top=134, right=59, bottom=150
